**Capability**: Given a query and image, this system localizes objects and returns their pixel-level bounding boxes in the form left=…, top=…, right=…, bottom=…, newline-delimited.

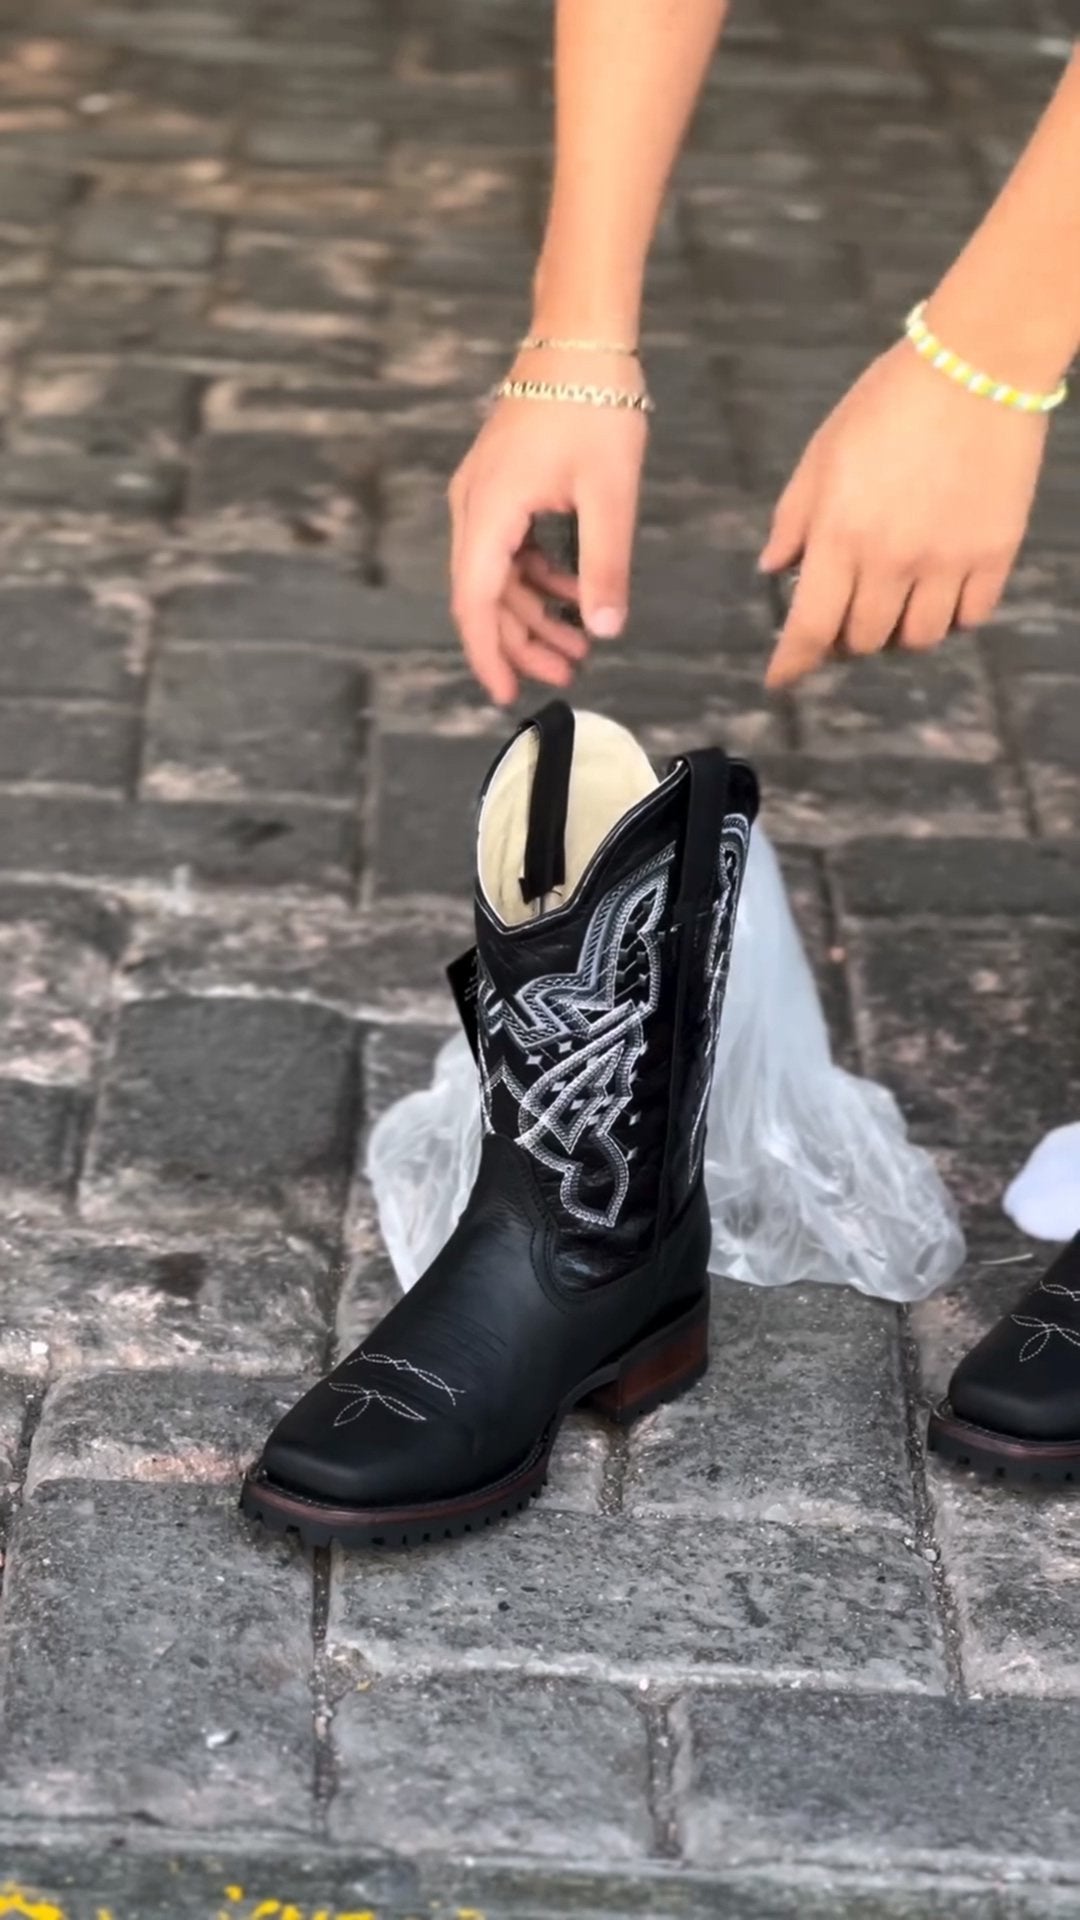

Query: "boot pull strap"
left=672, top=747, right=731, bottom=921
left=520, top=700, right=575, bottom=906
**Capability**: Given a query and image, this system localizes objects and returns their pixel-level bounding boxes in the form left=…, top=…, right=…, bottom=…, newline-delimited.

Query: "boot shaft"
left=473, top=704, right=758, bottom=1280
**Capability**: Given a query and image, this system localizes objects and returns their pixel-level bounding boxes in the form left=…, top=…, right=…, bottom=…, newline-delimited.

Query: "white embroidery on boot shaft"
left=688, top=814, right=751, bottom=1182
left=477, top=844, right=675, bottom=1230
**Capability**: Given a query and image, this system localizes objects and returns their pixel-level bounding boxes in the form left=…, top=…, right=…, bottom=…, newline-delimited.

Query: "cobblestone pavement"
left=0, top=0, right=1077, bottom=1915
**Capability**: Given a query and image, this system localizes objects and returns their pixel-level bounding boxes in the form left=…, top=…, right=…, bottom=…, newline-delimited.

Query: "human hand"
left=449, top=348, right=648, bottom=705
left=759, top=341, right=1049, bottom=688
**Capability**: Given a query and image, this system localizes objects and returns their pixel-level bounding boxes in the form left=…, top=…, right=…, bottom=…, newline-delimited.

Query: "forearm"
left=532, top=0, right=729, bottom=339
left=929, top=47, right=1080, bottom=388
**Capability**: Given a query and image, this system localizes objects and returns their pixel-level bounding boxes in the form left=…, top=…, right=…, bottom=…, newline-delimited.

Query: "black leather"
left=948, top=1235, right=1080, bottom=1441
left=261, top=1136, right=711, bottom=1505
left=254, top=708, right=759, bottom=1518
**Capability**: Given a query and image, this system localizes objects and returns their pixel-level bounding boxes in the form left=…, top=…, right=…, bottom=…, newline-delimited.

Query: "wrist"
left=532, top=238, right=645, bottom=345
left=926, top=273, right=1076, bottom=396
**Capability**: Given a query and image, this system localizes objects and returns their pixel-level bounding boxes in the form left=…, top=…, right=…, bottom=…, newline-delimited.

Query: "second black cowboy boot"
left=242, top=701, right=758, bottom=1548
left=929, top=1234, right=1080, bottom=1484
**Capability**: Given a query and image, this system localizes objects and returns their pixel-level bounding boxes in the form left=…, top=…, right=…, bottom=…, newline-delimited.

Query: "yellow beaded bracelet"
left=905, top=301, right=1069, bottom=414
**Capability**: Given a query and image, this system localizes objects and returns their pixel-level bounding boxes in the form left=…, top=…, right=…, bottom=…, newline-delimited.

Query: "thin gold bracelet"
left=519, top=334, right=641, bottom=358
left=493, top=376, right=655, bottom=414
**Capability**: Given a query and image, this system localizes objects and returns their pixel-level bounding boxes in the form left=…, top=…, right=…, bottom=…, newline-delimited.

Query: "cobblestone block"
left=0, top=448, right=182, bottom=516
left=928, top=1469, right=1080, bottom=1700
left=83, top=994, right=360, bottom=1236
left=692, top=215, right=862, bottom=310
left=848, top=923, right=1080, bottom=1149
left=0, top=163, right=76, bottom=229
left=0, top=881, right=108, bottom=1205
left=676, top=1689, right=1080, bottom=1874
left=187, top=430, right=371, bottom=526
left=16, top=360, right=199, bottom=458
left=0, top=1226, right=329, bottom=1376
left=761, top=752, right=1020, bottom=845
left=117, top=898, right=468, bottom=1020
left=377, top=466, right=452, bottom=594
left=26, top=1368, right=302, bottom=1492
left=1008, top=674, right=1080, bottom=834
left=545, top=1413, right=610, bottom=1513
left=244, top=117, right=382, bottom=169
left=0, top=1480, right=315, bottom=1829
left=0, top=894, right=116, bottom=1083
left=374, top=730, right=489, bottom=898
left=0, top=696, right=135, bottom=788
left=833, top=837, right=1080, bottom=919
left=333, top=1239, right=402, bottom=1354
left=0, top=1372, right=28, bottom=1487
left=38, top=272, right=207, bottom=355
left=628, top=583, right=774, bottom=663
left=67, top=197, right=220, bottom=270
left=0, top=792, right=359, bottom=894
left=625, top=1279, right=913, bottom=1531
left=160, top=553, right=455, bottom=649
left=0, top=585, right=141, bottom=703
left=329, top=1673, right=653, bottom=1859
left=329, top=1510, right=944, bottom=1691
left=0, top=1078, right=86, bottom=1199
left=218, top=229, right=385, bottom=314
left=984, top=608, right=1080, bottom=679
left=362, top=1021, right=451, bottom=1127
left=795, top=649, right=998, bottom=763
left=142, top=644, right=367, bottom=801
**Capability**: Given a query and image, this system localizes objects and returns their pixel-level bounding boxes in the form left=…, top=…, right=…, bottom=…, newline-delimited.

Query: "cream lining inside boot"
left=478, top=710, right=659, bottom=927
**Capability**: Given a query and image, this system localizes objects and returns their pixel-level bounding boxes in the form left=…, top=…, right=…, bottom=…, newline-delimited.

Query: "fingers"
left=499, top=609, right=575, bottom=690
left=843, top=568, right=914, bottom=657
left=956, top=563, right=1012, bottom=634
left=897, top=574, right=965, bottom=652
left=451, top=489, right=533, bottom=706
left=765, top=535, right=856, bottom=688
left=503, top=575, right=589, bottom=666
left=576, top=472, right=641, bottom=639
left=518, top=547, right=581, bottom=606
left=759, top=444, right=817, bottom=575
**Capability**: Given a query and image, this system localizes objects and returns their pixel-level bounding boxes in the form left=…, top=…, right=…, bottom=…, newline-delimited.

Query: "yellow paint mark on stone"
left=0, top=1888, right=67, bottom=1920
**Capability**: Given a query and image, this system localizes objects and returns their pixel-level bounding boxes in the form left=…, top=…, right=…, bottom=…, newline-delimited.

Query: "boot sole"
left=928, top=1401, right=1080, bottom=1487
left=240, top=1291, right=709, bottom=1550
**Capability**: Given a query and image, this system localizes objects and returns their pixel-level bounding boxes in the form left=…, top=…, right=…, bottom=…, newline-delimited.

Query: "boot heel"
left=587, top=1296, right=709, bottom=1427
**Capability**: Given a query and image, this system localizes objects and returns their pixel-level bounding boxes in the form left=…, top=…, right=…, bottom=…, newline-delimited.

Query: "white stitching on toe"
left=1011, top=1315, right=1080, bottom=1364
left=327, top=1352, right=463, bottom=1428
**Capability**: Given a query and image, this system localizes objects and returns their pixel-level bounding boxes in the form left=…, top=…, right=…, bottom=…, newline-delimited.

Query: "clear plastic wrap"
left=367, top=826, right=966, bottom=1302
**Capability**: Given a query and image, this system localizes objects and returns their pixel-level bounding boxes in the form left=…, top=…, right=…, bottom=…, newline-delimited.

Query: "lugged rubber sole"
left=241, top=1290, right=709, bottom=1550
left=928, top=1401, right=1080, bottom=1488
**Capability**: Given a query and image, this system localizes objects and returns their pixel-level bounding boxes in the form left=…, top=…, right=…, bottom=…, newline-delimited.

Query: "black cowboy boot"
left=929, top=1234, right=1080, bottom=1484
left=242, top=701, right=758, bottom=1548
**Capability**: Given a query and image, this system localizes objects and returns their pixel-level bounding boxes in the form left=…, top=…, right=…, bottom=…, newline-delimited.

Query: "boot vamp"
left=948, top=1237, right=1080, bottom=1441
left=260, top=1138, right=684, bottom=1508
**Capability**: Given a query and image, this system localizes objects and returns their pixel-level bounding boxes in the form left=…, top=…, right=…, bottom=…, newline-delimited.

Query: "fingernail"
left=588, top=607, right=625, bottom=639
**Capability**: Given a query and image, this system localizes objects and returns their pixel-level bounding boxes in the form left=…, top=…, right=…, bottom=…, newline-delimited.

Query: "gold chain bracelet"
left=519, top=334, right=641, bottom=358
left=492, top=376, right=655, bottom=414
